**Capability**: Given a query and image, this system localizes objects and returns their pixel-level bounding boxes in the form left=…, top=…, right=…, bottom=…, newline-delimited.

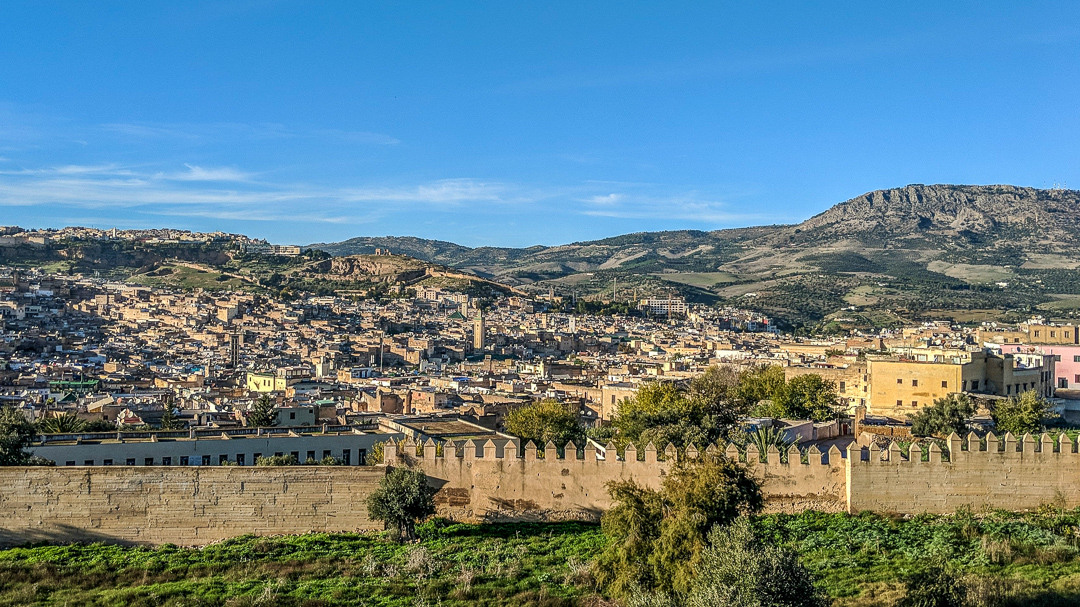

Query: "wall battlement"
left=388, top=437, right=848, bottom=521
left=848, top=431, right=1080, bottom=514
left=2, top=432, right=1080, bottom=547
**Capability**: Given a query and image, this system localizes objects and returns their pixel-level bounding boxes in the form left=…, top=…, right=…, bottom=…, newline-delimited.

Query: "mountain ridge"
left=309, top=184, right=1080, bottom=329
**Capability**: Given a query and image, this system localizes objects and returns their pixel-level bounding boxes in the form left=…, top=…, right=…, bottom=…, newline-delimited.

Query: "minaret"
left=473, top=309, right=485, bottom=351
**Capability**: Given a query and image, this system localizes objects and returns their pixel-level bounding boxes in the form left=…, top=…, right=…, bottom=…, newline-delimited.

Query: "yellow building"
left=246, top=372, right=285, bottom=393
left=866, top=348, right=1054, bottom=417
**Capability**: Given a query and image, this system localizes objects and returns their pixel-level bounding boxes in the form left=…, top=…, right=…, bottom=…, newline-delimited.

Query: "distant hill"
left=311, top=184, right=1080, bottom=329
left=0, top=238, right=513, bottom=300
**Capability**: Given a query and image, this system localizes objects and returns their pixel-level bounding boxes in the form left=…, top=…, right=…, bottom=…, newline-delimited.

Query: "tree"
left=775, top=374, right=841, bottom=421
left=366, top=466, right=436, bottom=542
left=611, top=368, right=749, bottom=450
left=0, top=407, right=37, bottom=465
left=596, top=478, right=666, bottom=597
left=37, top=413, right=87, bottom=434
left=992, top=390, right=1058, bottom=436
left=909, top=394, right=974, bottom=437
left=595, top=455, right=763, bottom=597
left=247, top=394, right=278, bottom=427
left=159, top=404, right=185, bottom=430
left=733, top=365, right=787, bottom=410
left=504, top=400, right=584, bottom=453
left=683, top=519, right=827, bottom=607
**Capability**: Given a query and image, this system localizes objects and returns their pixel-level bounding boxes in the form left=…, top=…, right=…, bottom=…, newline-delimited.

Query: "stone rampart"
left=848, top=432, right=1080, bottom=514
left=0, top=466, right=384, bottom=547
left=5, top=432, right=1080, bottom=547
left=390, top=437, right=848, bottom=522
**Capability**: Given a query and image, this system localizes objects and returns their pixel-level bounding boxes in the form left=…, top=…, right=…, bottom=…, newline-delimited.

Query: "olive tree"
left=366, top=466, right=436, bottom=541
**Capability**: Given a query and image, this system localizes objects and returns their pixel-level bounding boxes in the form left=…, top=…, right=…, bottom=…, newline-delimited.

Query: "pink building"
left=1001, top=344, right=1080, bottom=390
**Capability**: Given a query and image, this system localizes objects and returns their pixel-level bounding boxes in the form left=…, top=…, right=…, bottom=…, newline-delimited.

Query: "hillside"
left=0, top=239, right=510, bottom=300
left=312, top=184, right=1080, bottom=329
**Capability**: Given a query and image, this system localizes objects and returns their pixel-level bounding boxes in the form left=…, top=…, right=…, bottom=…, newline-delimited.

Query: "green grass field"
left=5, top=510, right=1080, bottom=606
left=127, top=264, right=254, bottom=292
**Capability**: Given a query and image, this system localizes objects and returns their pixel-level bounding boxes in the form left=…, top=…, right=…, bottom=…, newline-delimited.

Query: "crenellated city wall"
left=387, top=437, right=848, bottom=522
left=847, top=431, right=1080, bottom=514
left=0, top=466, right=384, bottom=547
left=3, top=431, right=1080, bottom=547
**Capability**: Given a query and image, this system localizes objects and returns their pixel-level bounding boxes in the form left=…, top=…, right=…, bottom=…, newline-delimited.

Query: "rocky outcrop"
left=794, top=184, right=1080, bottom=243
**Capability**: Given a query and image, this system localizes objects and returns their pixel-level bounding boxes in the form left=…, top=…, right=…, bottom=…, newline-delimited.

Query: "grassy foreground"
left=3, top=510, right=1080, bottom=606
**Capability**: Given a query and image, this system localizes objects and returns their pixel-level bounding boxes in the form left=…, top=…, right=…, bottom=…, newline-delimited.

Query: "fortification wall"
left=6, top=433, right=1080, bottom=548
left=848, top=432, right=1080, bottom=514
left=394, top=438, right=848, bottom=522
left=0, top=466, right=384, bottom=547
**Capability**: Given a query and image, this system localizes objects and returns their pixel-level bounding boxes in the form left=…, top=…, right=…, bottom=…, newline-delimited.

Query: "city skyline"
left=2, top=2, right=1079, bottom=246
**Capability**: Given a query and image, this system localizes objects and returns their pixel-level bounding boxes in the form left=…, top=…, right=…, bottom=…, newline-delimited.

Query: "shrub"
left=366, top=466, right=436, bottom=542
left=256, top=454, right=299, bottom=466
left=909, top=394, right=975, bottom=438
left=595, top=455, right=763, bottom=597
left=993, top=391, right=1058, bottom=436
left=685, top=518, right=827, bottom=607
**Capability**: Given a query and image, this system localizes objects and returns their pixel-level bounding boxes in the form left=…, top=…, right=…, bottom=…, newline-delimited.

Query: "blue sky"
left=1, top=2, right=1078, bottom=247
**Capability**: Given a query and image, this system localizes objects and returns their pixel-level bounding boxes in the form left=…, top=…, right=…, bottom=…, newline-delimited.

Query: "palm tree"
left=38, top=413, right=87, bottom=434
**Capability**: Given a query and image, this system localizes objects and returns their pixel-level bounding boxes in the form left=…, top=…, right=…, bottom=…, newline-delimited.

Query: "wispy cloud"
left=0, top=157, right=762, bottom=239
left=0, top=163, right=530, bottom=220
left=584, top=193, right=623, bottom=205
left=101, top=121, right=400, bottom=145
left=167, top=164, right=255, bottom=182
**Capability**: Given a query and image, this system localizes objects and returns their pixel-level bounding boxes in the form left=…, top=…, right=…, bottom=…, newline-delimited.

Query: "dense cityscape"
left=5, top=3, right=1080, bottom=606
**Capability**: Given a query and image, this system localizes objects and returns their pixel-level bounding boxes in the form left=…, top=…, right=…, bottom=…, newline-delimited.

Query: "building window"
left=941, top=380, right=948, bottom=388
left=911, top=379, right=918, bottom=387
left=911, top=401, right=918, bottom=407
left=202, top=455, right=211, bottom=466
left=180, top=456, right=190, bottom=466
left=65, top=461, right=75, bottom=466
left=896, top=378, right=903, bottom=384
left=145, top=458, right=154, bottom=466
left=971, top=380, right=979, bottom=390
left=236, top=454, right=245, bottom=466
left=102, top=459, right=113, bottom=466
left=254, top=453, right=262, bottom=461
left=307, top=450, right=316, bottom=462
left=291, top=451, right=300, bottom=461
left=839, top=381, right=846, bottom=392
left=290, top=412, right=296, bottom=420
left=84, top=460, right=94, bottom=466
left=342, top=449, right=351, bottom=465
left=162, top=457, right=172, bottom=466
left=1007, top=385, right=1012, bottom=395
left=126, top=458, right=136, bottom=466
left=1051, top=331, right=1057, bottom=338
left=219, top=455, right=228, bottom=465
left=358, top=449, right=366, bottom=465
left=1035, top=330, right=1041, bottom=337
left=896, top=400, right=903, bottom=407
left=323, top=450, right=332, bottom=460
